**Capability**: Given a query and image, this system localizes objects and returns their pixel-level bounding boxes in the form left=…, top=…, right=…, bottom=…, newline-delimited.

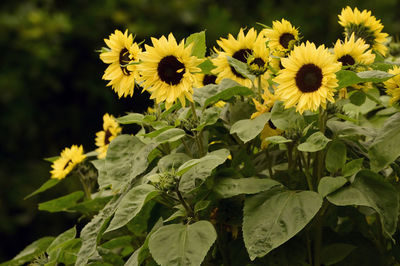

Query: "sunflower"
left=260, top=121, right=283, bottom=149
left=212, top=28, right=259, bottom=87
left=95, top=113, right=122, bottom=159
left=50, top=145, right=86, bottom=180
left=100, top=30, right=142, bottom=98
left=334, top=33, right=375, bottom=67
left=274, top=41, right=341, bottom=114
left=262, top=19, right=300, bottom=53
left=195, top=73, right=218, bottom=88
left=383, top=66, right=400, bottom=105
left=338, top=6, right=389, bottom=56
left=138, top=33, right=202, bottom=110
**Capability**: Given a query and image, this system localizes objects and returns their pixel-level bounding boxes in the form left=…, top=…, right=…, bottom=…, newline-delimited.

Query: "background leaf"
left=213, top=177, right=282, bottom=198
left=230, top=113, right=271, bottom=143
left=38, top=191, right=84, bottom=213
left=325, top=140, right=346, bottom=173
left=185, top=31, right=206, bottom=58
left=318, top=176, right=348, bottom=197
left=297, top=132, right=331, bottom=152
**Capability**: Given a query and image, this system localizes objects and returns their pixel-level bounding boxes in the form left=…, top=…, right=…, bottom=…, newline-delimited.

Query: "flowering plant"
left=5, top=6, right=400, bottom=266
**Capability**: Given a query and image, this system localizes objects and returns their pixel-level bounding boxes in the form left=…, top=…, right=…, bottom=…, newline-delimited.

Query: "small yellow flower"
left=100, top=30, right=142, bottom=97
left=95, top=114, right=122, bottom=159
left=251, top=90, right=279, bottom=119
left=262, top=19, right=300, bottom=53
left=334, top=33, right=375, bottom=67
left=383, top=66, right=400, bottom=105
left=50, top=145, right=86, bottom=180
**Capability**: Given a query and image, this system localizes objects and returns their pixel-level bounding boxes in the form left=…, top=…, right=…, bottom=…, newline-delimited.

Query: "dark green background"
left=1, top=0, right=399, bottom=261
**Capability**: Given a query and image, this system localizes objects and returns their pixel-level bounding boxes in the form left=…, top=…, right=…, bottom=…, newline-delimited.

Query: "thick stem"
left=266, top=150, right=274, bottom=178
left=190, top=101, right=206, bottom=157
left=176, top=187, right=194, bottom=217
left=300, top=152, right=314, bottom=191
left=78, top=170, right=92, bottom=200
left=181, top=138, right=192, bottom=157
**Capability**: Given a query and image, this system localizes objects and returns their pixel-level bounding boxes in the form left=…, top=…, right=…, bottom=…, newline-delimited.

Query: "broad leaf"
left=230, top=113, right=271, bottom=143
left=198, top=59, right=216, bottom=74
left=185, top=31, right=206, bottom=58
left=243, top=188, right=322, bottom=260
left=368, top=112, right=400, bottom=172
left=47, top=226, right=77, bottom=253
left=318, top=176, right=348, bottom=197
left=196, top=106, right=221, bottom=131
left=327, top=170, right=399, bottom=236
left=157, top=153, right=191, bottom=172
left=264, top=135, right=292, bottom=144
left=38, top=191, right=84, bottom=212
left=270, top=101, right=304, bottom=130
left=204, top=85, right=253, bottom=108
left=152, top=128, right=186, bottom=144
left=148, top=221, right=217, bottom=266
left=227, top=56, right=256, bottom=81
left=193, top=79, right=239, bottom=107
left=297, top=132, right=331, bottom=152
left=325, top=140, right=346, bottom=173
left=24, top=178, right=60, bottom=199
left=116, top=113, right=144, bottom=125
left=106, top=184, right=159, bottom=233
left=336, top=70, right=394, bottom=89
left=321, top=243, right=356, bottom=266
left=342, top=158, right=363, bottom=177
left=68, top=196, right=112, bottom=215
left=213, top=177, right=282, bottom=198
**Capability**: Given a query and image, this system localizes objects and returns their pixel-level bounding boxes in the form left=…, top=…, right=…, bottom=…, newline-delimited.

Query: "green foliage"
left=230, top=113, right=271, bottom=143
left=298, top=132, right=331, bottom=152
left=185, top=31, right=206, bottom=58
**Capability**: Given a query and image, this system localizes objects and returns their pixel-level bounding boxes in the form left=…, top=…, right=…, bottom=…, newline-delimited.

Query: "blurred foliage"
left=1, top=0, right=400, bottom=262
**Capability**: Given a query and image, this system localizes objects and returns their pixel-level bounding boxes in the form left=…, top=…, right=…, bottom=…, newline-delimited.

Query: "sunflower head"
left=334, top=33, right=375, bottom=68
left=251, top=89, right=279, bottom=119
left=50, top=145, right=86, bottom=180
left=338, top=6, right=389, bottom=56
left=262, top=19, right=300, bottom=53
left=138, top=33, right=202, bottom=110
left=95, top=113, right=122, bottom=159
left=194, top=73, right=218, bottom=88
left=100, top=30, right=142, bottom=98
left=383, top=66, right=400, bottom=105
left=212, top=28, right=259, bottom=87
left=274, top=41, right=341, bottom=114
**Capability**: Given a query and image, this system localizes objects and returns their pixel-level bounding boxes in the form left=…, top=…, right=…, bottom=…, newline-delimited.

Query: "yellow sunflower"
left=50, top=145, right=86, bottom=180
left=262, top=19, right=299, bottom=53
left=100, top=30, right=142, bottom=98
left=194, top=73, right=218, bottom=88
left=334, top=33, right=375, bottom=67
left=138, top=33, right=202, bottom=110
left=248, top=33, right=272, bottom=89
left=274, top=42, right=341, bottom=114
left=338, top=6, right=389, bottom=56
left=95, top=113, right=122, bottom=159
left=212, top=28, right=259, bottom=87
left=383, top=66, right=400, bottom=104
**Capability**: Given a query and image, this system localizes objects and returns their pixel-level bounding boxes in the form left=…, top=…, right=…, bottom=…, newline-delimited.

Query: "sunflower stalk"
left=77, top=169, right=92, bottom=200
left=190, top=101, right=206, bottom=157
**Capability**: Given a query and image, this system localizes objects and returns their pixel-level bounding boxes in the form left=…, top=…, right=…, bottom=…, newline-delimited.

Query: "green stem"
left=190, top=101, right=206, bottom=157
left=266, top=150, right=274, bottom=178
left=176, top=186, right=193, bottom=217
left=307, top=231, right=313, bottom=265
left=287, top=143, right=293, bottom=170
left=300, top=152, right=314, bottom=191
left=78, top=170, right=92, bottom=200
left=181, top=138, right=192, bottom=157
left=257, top=75, right=263, bottom=100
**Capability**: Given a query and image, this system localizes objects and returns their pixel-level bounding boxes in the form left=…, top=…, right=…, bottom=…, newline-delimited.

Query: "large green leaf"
left=152, top=128, right=186, bottom=144
left=157, top=153, right=191, bottom=172
left=24, top=178, right=60, bottom=199
left=0, top=237, right=55, bottom=266
left=185, top=31, right=206, bottom=58
left=178, top=149, right=230, bottom=192
left=230, top=113, right=271, bottom=143
left=68, top=196, right=112, bottom=215
left=327, top=120, right=375, bottom=138
left=38, top=191, right=84, bottom=212
left=148, top=221, right=217, bottom=266
left=196, top=106, right=221, bottom=131
left=327, top=170, right=399, bottom=236
left=318, top=176, right=348, bottom=198
left=204, top=85, right=253, bottom=108
left=106, top=184, right=159, bottom=233
left=193, top=79, right=238, bottom=106
left=368, top=112, right=400, bottom=172
left=213, top=177, right=282, bottom=198
left=105, top=135, right=155, bottom=192
left=243, top=188, right=322, bottom=260
left=227, top=56, right=256, bottom=81
left=321, top=243, right=356, bottom=266
left=297, top=132, right=331, bottom=152
left=336, top=70, right=394, bottom=89
left=116, top=113, right=144, bottom=125
left=325, top=140, right=346, bottom=173
left=46, top=227, right=77, bottom=264
left=270, top=101, right=304, bottom=130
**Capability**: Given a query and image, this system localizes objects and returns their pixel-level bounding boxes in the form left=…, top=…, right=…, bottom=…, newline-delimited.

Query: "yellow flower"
left=100, top=30, right=142, bottom=98
left=260, top=122, right=283, bottom=149
left=251, top=89, right=279, bottom=119
left=50, top=145, right=86, bottom=180
left=338, top=6, right=389, bottom=56
left=212, top=28, right=259, bottom=87
left=262, top=19, right=299, bottom=53
left=383, top=66, right=400, bottom=104
left=194, top=73, right=218, bottom=88
left=274, top=42, right=341, bottom=114
left=138, top=33, right=202, bottom=110
left=95, top=114, right=122, bottom=159
left=334, top=33, right=375, bottom=67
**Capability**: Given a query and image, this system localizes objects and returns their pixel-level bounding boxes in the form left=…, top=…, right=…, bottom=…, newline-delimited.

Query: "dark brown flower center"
left=202, top=74, right=217, bottom=85
left=63, top=159, right=72, bottom=170
left=252, top=58, right=265, bottom=68
left=279, top=33, right=295, bottom=49
left=119, top=48, right=132, bottom=76
left=104, top=129, right=112, bottom=145
left=231, top=48, right=252, bottom=78
left=295, top=64, right=323, bottom=93
left=268, top=120, right=277, bottom=130
left=338, top=54, right=355, bottom=66
left=157, top=55, right=185, bottom=85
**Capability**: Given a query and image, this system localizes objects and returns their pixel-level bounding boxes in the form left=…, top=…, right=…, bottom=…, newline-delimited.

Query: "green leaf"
left=0, top=237, right=55, bottom=266
left=336, top=70, right=394, bottom=89
left=47, top=227, right=77, bottom=253
left=105, top=135, right=155, bottom=192
left=148, top=221, right=217, bottom=266
left=196, top=106, right=221, bottom=131
left=264, top=135, right=292, bottom=144
left=204, top=85, right=253, bottom=108
left=193, top=79, right=238, bottom=106
left=318, top=176, right=348, bottom=197
left=243, top=188, right=322, bottom=260
left=24, top=178, right=61, bottom=199
left=270, top=101, right=304, bottom=130
left=178, top=149, right=230, bottom=192
left=230, top=113, right=270, bottom=143
left=327, top=120, right=374, bottom=138
left=198, top=59, right=216, bottom=74
left=142, top=126, right=174, bottom=138
left=38, top=191, right=84, bottom=212
left=349, top=91, right=366, bottom=106
left=157, top=153, right=191, bottom=172
left=325, top=140, right=347, bottom=173
left=321, top=243, right=356, bottom=265
left=368, top=112, right=400, bottom=172
left=227, top=56, right=256, bottom=81
left=342, top=158, right=363, bottom=177
left=68, top=196, right=112, bottom=215
left=194, top=200, right=210, bottom=213
left=106, top=184, right=159, bottom=233
left=185, top=31, right=206, bottom=58
left=213, top=177, right=282, bottom=198
left=297, top=132, right=331, bottom=152
left=153, top=128, right=186, bottom=144
left=116, top=113, right=144, bottom=125
left=327, top=170, right=399, bottom=236
left=44, top=156, right=59, bottom=162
